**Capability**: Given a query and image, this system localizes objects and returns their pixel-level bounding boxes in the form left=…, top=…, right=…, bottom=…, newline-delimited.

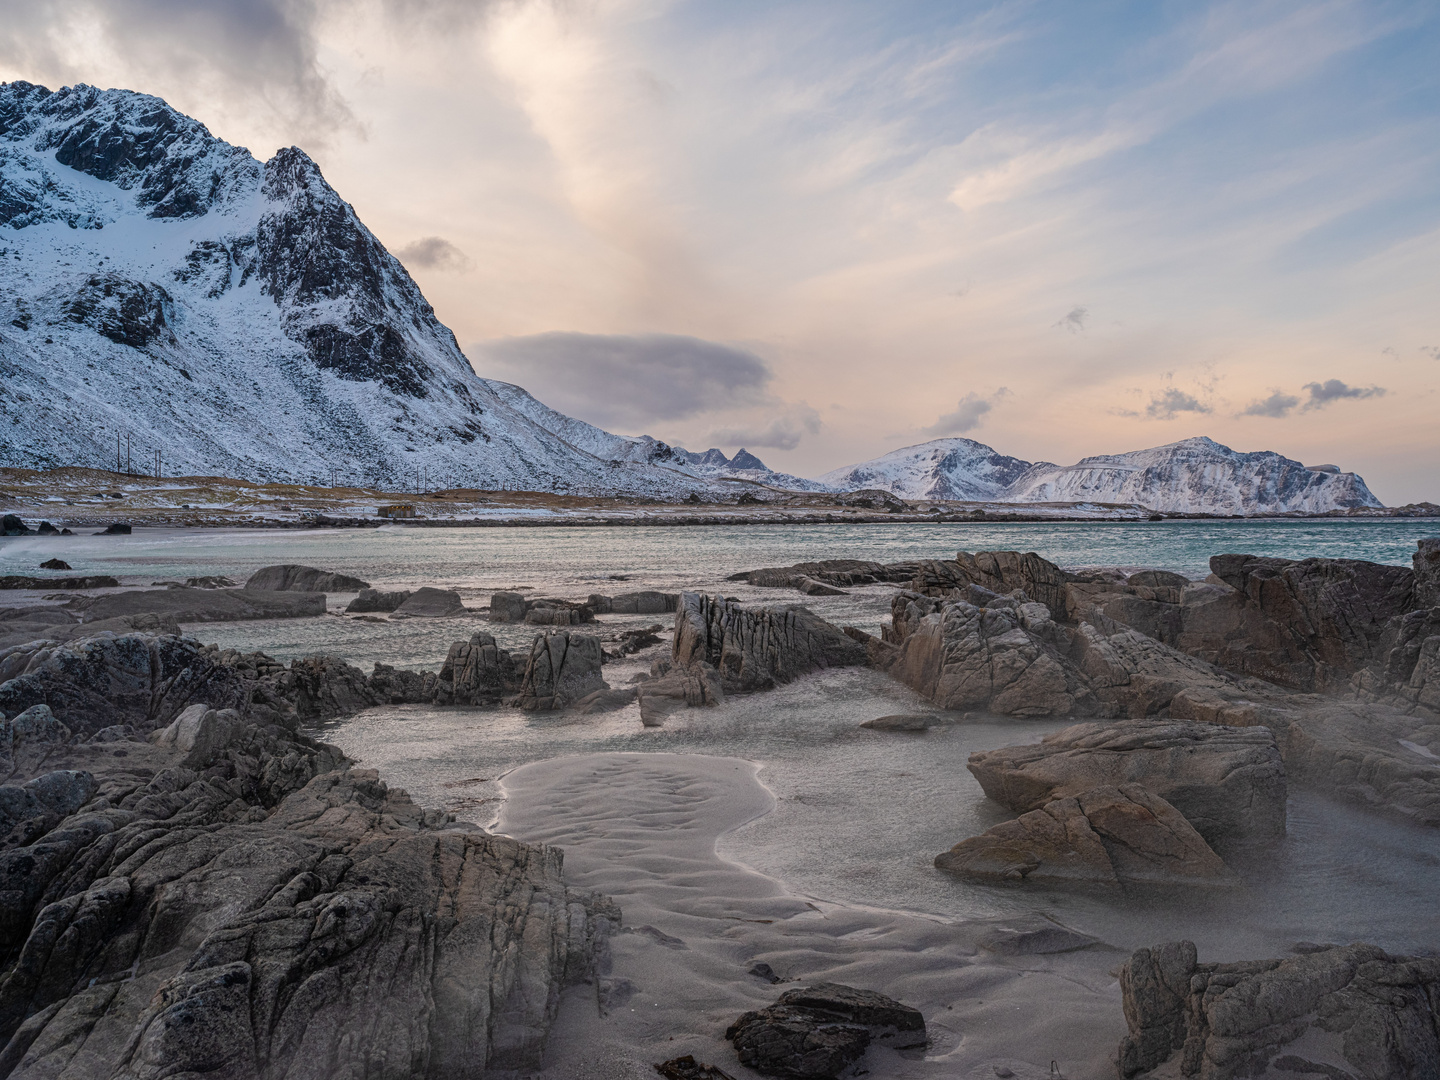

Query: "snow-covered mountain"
left=0, top=81, right=720, bottom=495
left=672, top=446, right=828, bottom=493
left=820, top=435, right=1382, bottom=513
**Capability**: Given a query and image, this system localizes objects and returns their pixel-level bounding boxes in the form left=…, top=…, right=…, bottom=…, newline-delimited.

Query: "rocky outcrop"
left=910, top=550, right=1075, bottom=622
left=0, top=575, right=120, bottom=590
left=243, top=564, right=370, bottom=592
left=637, top=661, right=725, bottom=727
left=488, top=591, right=596, bottom=625
left=968, top=721, right=1286, bottom=852
left=588, top=591, right=680, bottom=615
left=726, top=560, right=919, bottom=590
left=0, top=662, right=618, bottom=1079
left=725, top=983, right=926, bottom=1079
left=66, top=587, right=326, bottom=623
left=1118, top=941, right=1440, bottom=1079
left=345, top=587, right=411, bottom=613
left=935, top=784, right=1236, bottom=888
left=1415, top=538, right=1440, bottom=608
left=393, top=587, right=467, bottom=617
left=514, top=632, right=606, bottom=711
left=673, top=594, right=868, bottom=694
left=433, top=633, right=519, bottom=706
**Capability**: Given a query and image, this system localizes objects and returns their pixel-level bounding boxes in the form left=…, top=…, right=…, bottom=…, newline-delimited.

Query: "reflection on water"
left=321, top=663, right=1440, bottom=962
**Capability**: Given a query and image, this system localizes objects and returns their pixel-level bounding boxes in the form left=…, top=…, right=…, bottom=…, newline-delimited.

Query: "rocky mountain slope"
left=820, top=435, right=1382, bottom=513
left=0, top=81, right=725, bottom=495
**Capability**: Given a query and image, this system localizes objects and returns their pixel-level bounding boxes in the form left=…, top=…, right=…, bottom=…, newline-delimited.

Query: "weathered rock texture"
left=1415, top=538, right=1440, bottom=609
left=393, top=587, right=467, bottom=618
left=935, top=784, right=1236, bottom=889
left=433, top=633, right=519, bottom=706
left=1118, top=940, right=1440, bottom=1079
left=488, top=592, right=595, bottom=626
left=726, top=560, right=920, bottom=590
left=514, top=632, right=606, bottom=711
left=967, top=721, right=1286, bottom=852
left=725, top=983, right=926, bottom=1079
left=67, top=587, right=326, bottom=624
left=0, top=576, right=120, bottom=591
left=243, top=564, right=370, bottom=592
left=0, top=642, right=619, bottom=1080
left=587, top=591, right=679, bottom=616
left=345, top=587, right=411, bottom=613
left=672, top=593, right=867, bottom=694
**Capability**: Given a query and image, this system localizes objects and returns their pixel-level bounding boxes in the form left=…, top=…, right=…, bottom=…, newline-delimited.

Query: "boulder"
left=35, top=523, right=59, bottom=536
left=655, top=1056, right=738, bottom=1080
left=37, top=559, right=70, bottom=571
left=910, top=550, right=1074, bottom=622
left=69, top=587, right=325, bottom=623
left=0, top=769, right=97, bottom=848
left=243, top=564, right=370, bottom=592
left=1415, top=537, right=1440, bottom=608
left=345, top=587, right=411, bottom=613
left=367, top=662, right=437, bottom=704
left=97, top=522, right=131, bottom=534
left=0, top=516, right=31, bottom=536
left=151, top=704, right=244, bottom=766
left=726, top=983, right=926, bottom=1079
left=935, top=784, right=1237, bottom=888
left=860, top=714, right=944, bottom=732
left=515, top=632, right=606, bottom=710
left=0, top=704, right=71, bottom=757
left=524, top=601, right=584, bottom=626
left=967, top=720, right=1286, bottom=852
left=1118, top=941, right=1440, bottom=1079
left=432, top=633, right=519, bottom=705
left=393, top=587, right=467, bottom=617
left=588, top=591, right=680, bottom=615
left=488, top=590, right=529, bottom=622
left=672, top=593, right=867, bottom=693
left=637, top=661, right=725, bottom=726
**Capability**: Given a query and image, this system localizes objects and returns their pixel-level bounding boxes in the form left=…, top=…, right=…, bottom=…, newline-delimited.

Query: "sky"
left=1, top=0, right=1438, bottom=501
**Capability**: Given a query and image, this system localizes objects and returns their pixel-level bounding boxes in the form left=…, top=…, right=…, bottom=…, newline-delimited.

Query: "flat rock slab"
left=67, top=587, right=325, bottom=623
left=935, top=783, right=1238, bottom=889
left=967, top=719, right=1286, bottom=852
left=861, top=714, right=947, bottom=732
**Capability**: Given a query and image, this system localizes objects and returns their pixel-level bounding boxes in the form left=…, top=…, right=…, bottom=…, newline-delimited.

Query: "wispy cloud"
left=395, top=236, right=473, bottom=273
left=1301, top=379, right=1386, bottom=410
left=920, top=390, right=1008, bottom=436
left=1146, top=387, right=1212, bottom=420
left=709, top=405, right=823, bottom=452
left=1053, top=306, right=1088, bottom=333
left=1240, top=390, right=1301, bottom=418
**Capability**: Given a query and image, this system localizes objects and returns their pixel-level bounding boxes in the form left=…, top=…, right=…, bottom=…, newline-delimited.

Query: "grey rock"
left=1118, top=941, right=1440, bottom=1079
left=243, top=564, right=370, bottom=592
left=345, top=587, right=411, bottom=613
left=1415, top=537, right=1440, bottom=608
left=0, top=575, right=120, bottom=590
left=432, top=633, right=518, bottom=706
left=970, top=915, right=1099, bottom=955
left=935, top=784, right=1237, bottom=888
left=69, top=587, right=325, bottom=623
left=860, top=714, right=944, bottom=732
left=967, top=720, right=1286, bottom=852
left=36, top=559, right=69, bottom=571
left=726, top=983, right=926, bottom=1079
left=515, top=632, right=606, bottom=711
left=909, top=550, right=1074, bottom=622
left=795, top=576, right=846, bottom=596
left=488, top=590, right=528, bottom=623
left=637, top=661, right=725, bottom=727
left=0, top=705, right=71, bottom=759
left=728, top=560, right=919, bottom=589
left=0, top=516, right=30, bottom=537
left=392, top=586, right=467, bottom=617
left=151, top=705, right=244, bottom=766
left=588, top=591, right=680, bottom=615
left=367, top=662, right=437, bottom=704
left=569, top=687, right=637, bottom=714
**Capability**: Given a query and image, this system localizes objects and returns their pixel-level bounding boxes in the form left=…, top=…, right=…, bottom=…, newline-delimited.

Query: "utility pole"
left=125, top=433, right=132, bottom=475
left=116, top=433, right=121, bottom=473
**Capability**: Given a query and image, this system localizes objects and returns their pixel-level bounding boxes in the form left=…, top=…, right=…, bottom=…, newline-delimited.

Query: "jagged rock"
left=243, top=564, right=369, bottom=592
left=655, top=1055, right=737, bottom=1080
left=515, top=632, right=606, bottom=711
left=0, top=575, right=120, bottom=590
left=0, top=705, right=71, bottom=758
left=0, top=517, right=30, bottom=537
left=151, top=704, right=244, bottom=766
left=587, top=591, right=679, bottom=615
left=0, top=634, right=249, bottom=737
left=910, top=550, right=1074, bottom=622
left=67, top=587, right=325, bottom=623
left=35, top=524, right=58, bottom=537
left=1415, top=538, right=1440, bottom=608
left=276, top=655, right=377, bottom=719
left=367, top=662, right=437, bottom=704
left=935, top=784, right=1237, bottom=888
left=637, top=661, right=725, bottom=726
left=524, top=601, right=585, bottom=626
left=0, top=769, right=98, bottom=850
left=432, top=633, right=518, bottom=706
left=726, top=983, right=926, bottom=1079
left=967, top=720, right=1286, bottom=852
left=97, top=522, right=131, bottom=534
left=1118, top=941, right=1440, bottom=1079
left=36, top=559, right=69, bottom=571
left=345, top=587, right=411, bottom=613
left=614, top=625, right=664, bottom=656
left=672, top=593, right=867, bottom=694
left=885, top=594, right=1090, bottom=717
left=393, top=587, right=467, bottom=617
left=795, top=577, right=846, bottom=596
left=488, top=590, right=528, bottom=623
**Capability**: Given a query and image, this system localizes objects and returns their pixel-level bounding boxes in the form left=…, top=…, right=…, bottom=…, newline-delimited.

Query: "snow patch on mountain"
left=673, top=446, right=829, bottom=492
left=817, top=438, right=1036, bottom=501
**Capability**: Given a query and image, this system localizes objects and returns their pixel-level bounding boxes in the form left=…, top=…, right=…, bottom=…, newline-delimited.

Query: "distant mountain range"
left=0, top=82, right=1384, bottom=514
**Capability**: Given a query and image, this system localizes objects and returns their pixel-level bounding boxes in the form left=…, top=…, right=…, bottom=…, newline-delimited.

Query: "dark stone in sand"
left=244, top=563, right=369, bottom=592
left=393, top=587, right=467, bottom=617
left=861, top=714, right=943, bottom=732
left=655, top=1056, right=738, bottom=1080
left=96, top=522, right=131, bottom=534
left=38, top=559, right=70, bottom=571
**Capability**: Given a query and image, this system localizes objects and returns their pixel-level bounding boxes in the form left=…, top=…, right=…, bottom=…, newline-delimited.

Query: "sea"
left=3, top=518, right=1438, bottom=960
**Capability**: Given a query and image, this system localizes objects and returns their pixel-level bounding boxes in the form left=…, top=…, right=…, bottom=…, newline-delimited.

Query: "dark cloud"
left=709, top=406, right=822, bottom=452
left=478, top=332, right=776, bottom=434
left=1421, top=346, right=1440, bottom=361
left=1054, top=306, right=1088, bottom=333
left=1301, top=379, right=1386, bottom=410
left=1240, top=390, right=1300, bottom=418
left=1146, top=387, right=1211, bottom=419
left=921, top=392, right=992, bottom=436
left=395, top=236, right=473, bottom=273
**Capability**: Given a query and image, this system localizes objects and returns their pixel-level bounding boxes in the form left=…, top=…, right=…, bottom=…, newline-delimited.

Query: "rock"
left=935, top=784, right=1237, bottom=888
left=726, top=983, right=926, bottom=1079
left=183, top=574, right=239, bottom=588
left=671, top=593, right=867, bottom=693
left=0, top=575, right=121, bottom=590
left=615, top=625, right=665, bottom=656
left=637, top=662, right=724, bottom=726
left=1415, top=537, right=1440, bottom=608
left=432, top=633, right=519, bottom=705
left=1126, top=570, right=1190, bottom=589
left=588, top=591, right=680, bottom=615
left=525, top=601, right=584, bottom=626
left=967, top=720, right=1287, bottom=852
left=655, top=1056, right=738, bottom=1080
left=345, top=586, right=412, bottom=613
left=861, top=714, right=943, bottom=732
left=0, top=769, right=97, bottom=848
left=910, top=550, right=1074, bottom=622
left=885, top=594, right=1090, bottom=717
left=1, top=516, right=31, bottom=536
left=243, top=564, right=370, bottom=591
left=37, top=559, right=70, bottom=571
left=1117, top=941, right=1440, bottom=1079
left=0, top=611, right=182, bottom=652
left=515, top=632, right=606, bottom=710
left=0, top=704, right=71, bottom=758
left=970, top=914, right=1099, bottom=955
left=393, top=586, right=467, bottom=617
left=97, top=522, right=132, bottom=534
left=35, top=523, right=58, bottom=536
left=151, top=704, right=244, bottom=766
left=749, top=962, right=782, bottom=983
left=367, top=662, right=437, bottom=704
left=68, top=587, right=325, bottom=623
left=489, top=590, right=529, bottom=623
left=727, top=560, right=919, bottom=589
left=569, top=687, right=637, bottom=714
left=795, top=576, right=846, bottom=596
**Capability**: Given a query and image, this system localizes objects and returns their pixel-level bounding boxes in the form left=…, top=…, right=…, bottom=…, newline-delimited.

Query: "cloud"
left=1301, top=379, right=1386, bottom=410
left=1053, top=306, right=1088, bottom=333
left=1422, top=346, right=1440, bottom=361
left=1240, top=390, right=1300, bottom=418
left=921, top=392, right=994, bottom=436
left=709, top=406, right=823, bottom=452
left=395, top=236, right=473, bottom=272
left=1146, top=387, right=1212, bottom=419
left=477, top=332, right=775, bottom=433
